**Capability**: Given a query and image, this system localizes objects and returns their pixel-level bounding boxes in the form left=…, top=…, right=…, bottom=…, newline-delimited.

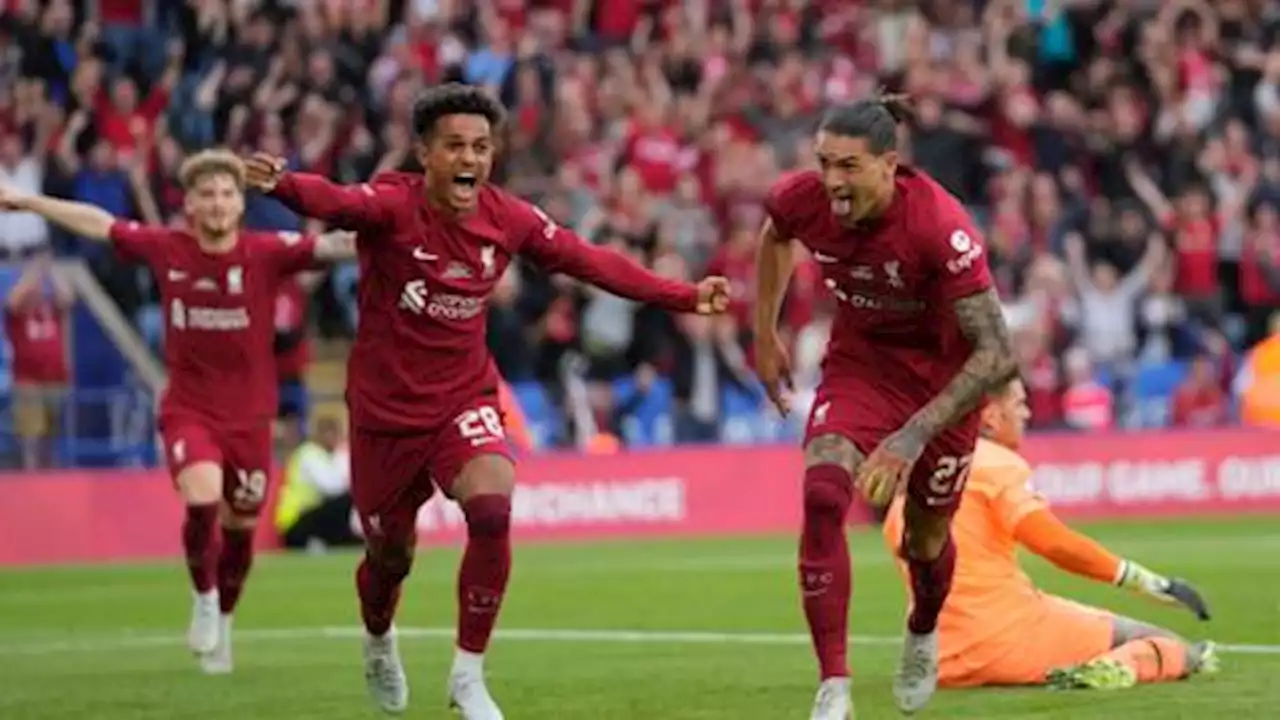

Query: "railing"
left=0, top=373, right=1255, bottom=471
left=0, top=385, right=157, bottom=471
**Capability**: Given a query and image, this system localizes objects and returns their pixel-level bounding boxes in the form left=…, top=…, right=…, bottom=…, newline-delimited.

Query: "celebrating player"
left=0, top=150, right=353, bottom=674
left=881, top=378, right=1217, bottom=691
left=242, top=84, right=730, bottom=719
left=753, top=95, right=1019, bottom=718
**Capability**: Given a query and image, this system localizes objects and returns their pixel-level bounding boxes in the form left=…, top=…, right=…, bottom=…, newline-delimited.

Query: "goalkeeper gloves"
left=1115, top=560, right=1211, bottom=621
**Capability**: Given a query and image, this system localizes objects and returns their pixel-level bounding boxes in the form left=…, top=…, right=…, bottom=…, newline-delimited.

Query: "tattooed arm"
left=900, top=288, right=1019, bottom=444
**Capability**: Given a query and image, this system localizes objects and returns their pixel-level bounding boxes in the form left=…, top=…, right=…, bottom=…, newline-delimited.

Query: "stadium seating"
left=1127, top=361, right=1190, bottom=429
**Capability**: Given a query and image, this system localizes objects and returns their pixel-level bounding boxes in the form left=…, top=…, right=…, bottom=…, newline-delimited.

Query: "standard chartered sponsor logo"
left=170, top=300, right=250, bottom=331
left=427, top=292, right=485, bottom=320
left=399, top=279, right=486, bottom=320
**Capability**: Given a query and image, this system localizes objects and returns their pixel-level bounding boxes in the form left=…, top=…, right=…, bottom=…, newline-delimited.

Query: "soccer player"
left=242, top=84, right=731, bottom=719
left=753, top=95, right=1019, bottom=718
left=0, top=150, right=354, bottom=674
left=881, top=378, right=1217, bottom=691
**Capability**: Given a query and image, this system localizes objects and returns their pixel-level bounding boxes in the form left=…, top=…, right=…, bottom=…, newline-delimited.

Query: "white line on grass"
left=0, top=626, right=1277, bottom=657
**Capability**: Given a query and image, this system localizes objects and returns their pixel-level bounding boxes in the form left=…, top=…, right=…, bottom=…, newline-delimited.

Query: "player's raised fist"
left=753, top=331, right=794, bottom=416
left=0, top=185, right=29, bottom=211
left=695, top=276, right=732, bottom=315
left=243, top=153, right=287, bottom=192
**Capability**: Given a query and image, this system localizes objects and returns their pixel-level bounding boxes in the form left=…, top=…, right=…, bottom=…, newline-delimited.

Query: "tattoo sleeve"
left=904, top=287, right=1018, bottom=442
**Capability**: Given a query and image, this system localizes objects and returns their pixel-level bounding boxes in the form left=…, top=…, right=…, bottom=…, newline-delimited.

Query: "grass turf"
left=1, top=516, right=1277, bottom=718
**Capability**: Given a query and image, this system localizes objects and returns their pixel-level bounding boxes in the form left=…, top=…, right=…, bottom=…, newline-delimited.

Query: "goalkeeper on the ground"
left=881, top=379, right=1217, bottom=690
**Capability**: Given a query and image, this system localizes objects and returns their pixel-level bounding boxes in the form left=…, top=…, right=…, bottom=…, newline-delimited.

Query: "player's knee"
left=462, top=494, right=512, bottom=539
left=177, top=462, right=222, bottom=505
left=450, top=454, right=516, bottom=503
left=803, top=465, right=853, bottom=523
left=367, top=539, right=415, bottom=580
left=219, top=504, right=258, bottom=530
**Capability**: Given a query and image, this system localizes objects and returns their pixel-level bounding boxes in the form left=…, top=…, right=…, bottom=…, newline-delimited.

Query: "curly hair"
left=411, top=83, right=507, bottom=139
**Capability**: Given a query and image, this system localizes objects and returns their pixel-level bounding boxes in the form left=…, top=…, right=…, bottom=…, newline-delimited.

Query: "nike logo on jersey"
left=813, top=252, right=838, bottom=264
left=413, top=247, right=439, bottom=261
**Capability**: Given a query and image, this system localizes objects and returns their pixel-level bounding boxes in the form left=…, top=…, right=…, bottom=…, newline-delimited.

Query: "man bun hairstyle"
left=818, top=90, right=915, bottom=154
left=412, top=83, right=507, bottom=139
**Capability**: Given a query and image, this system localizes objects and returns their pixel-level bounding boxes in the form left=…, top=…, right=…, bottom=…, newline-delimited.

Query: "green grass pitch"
left=1, top=516, right=1278, bottom=718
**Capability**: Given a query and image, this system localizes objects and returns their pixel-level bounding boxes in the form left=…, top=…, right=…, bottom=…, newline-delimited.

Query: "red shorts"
left=159, top=416, right=274, bottom=518
left=349, top=396, right=515, bottom=541
left=804, top=383, right=980, bottom=516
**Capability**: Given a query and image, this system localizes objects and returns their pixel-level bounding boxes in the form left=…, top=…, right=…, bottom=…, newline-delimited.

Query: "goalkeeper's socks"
left=1097, top=637, right=1189, bottom=683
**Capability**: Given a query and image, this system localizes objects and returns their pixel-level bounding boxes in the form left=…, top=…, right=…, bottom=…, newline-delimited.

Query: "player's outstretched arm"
left=1014, top=508, right=1211, bottom=620
left=0, top=188, right=115, bottom=241
left=518, top=204, right=727, bottom=314
left=312, top=230, right=357, bottom=261
left=244, top=153, right=394, bottom=231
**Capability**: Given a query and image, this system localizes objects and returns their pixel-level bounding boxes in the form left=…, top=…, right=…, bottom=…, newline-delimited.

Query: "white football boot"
left=363, top=628, right=409, bottom=714
left=448, top=649, right=504, bottom=720
left=809, top=677, right=854, bottom=719
left=187, top=590, right=220, bottom=655
left=893, top=630, right=940, bottom=714
left=199, top=614, right=233, bottom=674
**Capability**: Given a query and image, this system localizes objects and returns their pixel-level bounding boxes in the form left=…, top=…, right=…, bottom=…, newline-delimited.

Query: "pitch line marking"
left=0, top=626, right=1276, bottom=657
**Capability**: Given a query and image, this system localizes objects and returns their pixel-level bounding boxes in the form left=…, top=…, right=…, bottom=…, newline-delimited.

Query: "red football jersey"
left=270, top=172, right=699, bottom=432
left=109, top=222, right=319, bottom=427
left=4, top=298, right=68, bottom=384
left=764, top=167, right=994, bottom=434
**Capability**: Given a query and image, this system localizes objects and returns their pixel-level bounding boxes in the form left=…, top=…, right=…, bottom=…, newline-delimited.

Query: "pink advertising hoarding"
left=0, top=429, right=1277, bottom=565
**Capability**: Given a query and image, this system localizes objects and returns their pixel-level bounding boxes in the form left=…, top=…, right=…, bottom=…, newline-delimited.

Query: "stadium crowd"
left=3, top=0, right=1280, bottom=448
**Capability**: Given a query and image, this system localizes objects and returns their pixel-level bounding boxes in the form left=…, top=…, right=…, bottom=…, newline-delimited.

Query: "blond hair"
left=178, top=149, right=246, bottom=191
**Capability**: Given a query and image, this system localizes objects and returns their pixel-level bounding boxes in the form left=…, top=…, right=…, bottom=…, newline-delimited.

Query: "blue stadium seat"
left=0, top=266, right=19, bottom=458
left=1128, top=360, right=1189, bottom=428
left=613, top=376, right=674, bottom=447
left=135, top=304, right=164, bottom=352
left=510, top=381, right=560, bottom=449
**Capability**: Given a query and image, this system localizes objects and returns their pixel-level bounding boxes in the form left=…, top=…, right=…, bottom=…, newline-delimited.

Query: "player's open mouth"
left=830, top=197, right=853, bottom=215
left=448, top=173, right=478, bottom=204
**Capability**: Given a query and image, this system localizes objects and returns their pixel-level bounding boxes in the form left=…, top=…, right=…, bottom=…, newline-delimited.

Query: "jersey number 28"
left=455, top=406, right=505, bottom=447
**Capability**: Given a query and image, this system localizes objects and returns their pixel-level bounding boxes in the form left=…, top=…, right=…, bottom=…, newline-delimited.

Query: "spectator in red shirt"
left=1061, top=346, right=1114, bottom=431
left=1127, top=159, right=1257, bottom=324
left=1015, top=324, right=1063, bottom=429
left=93, top=41, right=182, bottom=155
left=1171, top=356, right=1229, bottom=427
left=3, top=248, right=72, bottom=469
left=621, top=101, right=681, bottom=194
left=1240, top=202, right=1280, bottom=346
left=704, top=220, right=757, bottom=330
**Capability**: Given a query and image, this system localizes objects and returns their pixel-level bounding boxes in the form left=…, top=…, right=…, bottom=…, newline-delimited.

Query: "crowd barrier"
left=1, top=429, right=1278, bottom=566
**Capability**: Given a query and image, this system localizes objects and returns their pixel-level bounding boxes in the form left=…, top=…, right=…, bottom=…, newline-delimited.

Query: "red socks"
left=218, top=528, right=255, bottom=614
left=799, top=465, right=854, bottom=680
left=905, top=534, right=956, bottom=635
left=456, top=494, right=512, bottom=654
left=183, top=504, right=219, bottom=594
left=357, top=545, right=413, bottom=637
